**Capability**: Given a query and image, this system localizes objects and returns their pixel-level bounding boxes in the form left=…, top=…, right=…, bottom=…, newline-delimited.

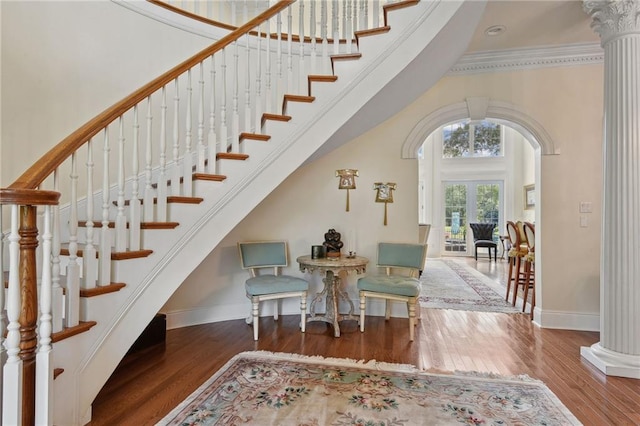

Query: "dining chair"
left=357, top=242, right=427, bottom=341
left=469, top=223, right=498, bottom=261
left=237, top=241, right=309, bottom=341
left=505, top=221, right=528, bottom=306
left=521, top=222, right=536, bottom=318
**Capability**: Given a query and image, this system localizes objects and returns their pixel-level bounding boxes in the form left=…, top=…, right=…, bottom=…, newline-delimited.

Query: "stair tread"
left=51, top=320, right=97, bottom=343
left=355, top=26, right=391, bottom=40
left=113, top=196, right=204, bottom=206
left=308, top=75, right=339, bottom=96
left=78, top=220, right=180, bottom=230
left=239, top=133, right=271, bottom=142
left=283, top=94, right=316, bottom=102
left=80, top=282, right=126, bottom=298
left=262, top=113, right=292, bottom=121
left=217, top=152, right=249, bottom=160
left=60, top=245, right=154, bottom=260
left=152, top=172, right=226, bottom=188
left=383, top=0, right=420, bottom=24
left=54, top=368, right=64, bottom=380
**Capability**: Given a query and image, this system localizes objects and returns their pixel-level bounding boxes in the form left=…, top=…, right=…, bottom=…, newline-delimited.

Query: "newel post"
left=18, top=205, right=39, bottom=426
left=1, top=188, right=60, bottom=426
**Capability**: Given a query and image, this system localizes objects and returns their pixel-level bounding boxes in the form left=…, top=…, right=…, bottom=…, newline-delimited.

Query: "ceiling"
left=465, top=0, right=600, bottom=53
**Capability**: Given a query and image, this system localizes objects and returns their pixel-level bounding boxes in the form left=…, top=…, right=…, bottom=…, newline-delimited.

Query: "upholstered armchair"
left=469, top=223, right=498, bottom=261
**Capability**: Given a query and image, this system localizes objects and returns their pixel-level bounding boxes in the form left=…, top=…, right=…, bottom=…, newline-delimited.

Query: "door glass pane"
left=475, top=183, right=500, bottom=241
left=444, top=184, right=467, bottom=252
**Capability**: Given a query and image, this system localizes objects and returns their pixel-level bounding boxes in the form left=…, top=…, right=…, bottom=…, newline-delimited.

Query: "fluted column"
left=582, top=0, right=640, bottom=379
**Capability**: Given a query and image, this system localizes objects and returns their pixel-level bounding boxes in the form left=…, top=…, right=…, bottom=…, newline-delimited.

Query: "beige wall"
left=167, top=64, right=604, bottom=330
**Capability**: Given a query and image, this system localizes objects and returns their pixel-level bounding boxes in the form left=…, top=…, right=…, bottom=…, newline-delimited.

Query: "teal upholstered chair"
left=238, top=241, right=309, bottom=341
left=357, top=242, right=427, bottom=341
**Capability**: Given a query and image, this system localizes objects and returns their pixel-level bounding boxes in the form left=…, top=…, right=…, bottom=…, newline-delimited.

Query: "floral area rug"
left=419, top=259, right=523, bottom=314
left=157, top=351, right=581, bottom=426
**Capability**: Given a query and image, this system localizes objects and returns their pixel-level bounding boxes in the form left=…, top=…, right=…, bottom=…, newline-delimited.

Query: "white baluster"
left=183, top=70, right=194, bottom=196
left=265, top=16, right=274, bottom=115
left=244, top=32, right=252, bottom=134
left=83, top=139, right=97, bottom=288
left=0, top=207, right=5, bottom=411
left=353, top=0, right=359, bottom=34
left=157, top=88, right=168, bottom=222
left=197, top=62, right=206, bottom=173
left=363, top=1, right=369, bottom=31
left=35, top=204, right=53, bottom=426
left=298, top=1, right=306, bottom=93
left=322, top=2, right=329, bottom=74
left=208, top=55, right=219, bottom=174
left=144, top=96, right=154, bottom=221
left=333, top=0, right=340, bottom=54
left=99, top=129, right=112, bottom=286
left=220, top=49, right=229, bottom=155
left=286, top=6, right=293, bottom=96
left=346, top=0, right=353, bottom=53
left=342, top=0, right=348, bottom=40
left=373, top=0, right=380, bottom=29
left=172, top=78, right=181, bottom=196
left=51, top=170, right=63, bottom=330
left=2, top=205, right=22, bottom=426
left=310, top=1, right=318, bottom=75
left=255, top=23, right=264, bottom=132
left=130, top=107, right=141, bottom=251
left=115, top=118, right=127, bottom=252
left=231, top=41, right=240, bottom=152
left=66, top=152, right=80, bottom=327
left=276, top=12, right=283, bottom=111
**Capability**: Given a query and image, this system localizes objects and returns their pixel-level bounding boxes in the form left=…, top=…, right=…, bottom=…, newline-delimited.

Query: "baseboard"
left=166, top=301, right=599, bottom=332
left=537, top=308, right=600, bottom=332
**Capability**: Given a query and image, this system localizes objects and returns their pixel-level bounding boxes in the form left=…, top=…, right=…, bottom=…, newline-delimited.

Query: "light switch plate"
left=580, top=202, right=593, bottom=213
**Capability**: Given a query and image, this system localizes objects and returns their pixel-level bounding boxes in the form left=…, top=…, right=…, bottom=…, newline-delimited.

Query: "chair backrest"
left=377, top=242, right=427, bottom=272
left=238, top=241, right=288, bottom=271
left=523, top=222, right=535, bottom=251
left=418, top=224, right=431, bottom=244
left=469, top=223, right=496, bottom=241
left=506, top=221, right=521, bottom=246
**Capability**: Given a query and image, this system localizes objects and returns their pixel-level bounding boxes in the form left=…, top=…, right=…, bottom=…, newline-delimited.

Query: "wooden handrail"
left=0, top=188, right=60, bottom=206
left=147, top=0, right=237, bottom=31
left=6, top=0, right=295, bottom=192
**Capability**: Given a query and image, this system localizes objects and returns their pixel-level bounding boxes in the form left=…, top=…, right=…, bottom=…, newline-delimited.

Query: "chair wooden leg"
left=359, top=293, right=366, bottom=332
left=408, top=301, right=416, bottom=342
left=506, top=256, right=514, bottom=302
left=300, top=293, right=307, bottom=333
left=512, top=256, right=522, bottom=306
left=252, top=299, right=259, bottom=341
left=522, top=261, right=531, bottom=313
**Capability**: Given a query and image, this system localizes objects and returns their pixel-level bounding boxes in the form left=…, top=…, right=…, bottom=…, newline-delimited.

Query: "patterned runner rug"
left=157, top=351, right=581, bottom=425
left=419, top=258, right=523, bottom=313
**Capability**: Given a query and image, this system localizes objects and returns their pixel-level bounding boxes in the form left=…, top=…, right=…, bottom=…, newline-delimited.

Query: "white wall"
left=0, top=1, right=211, bottom=187
left=165, top=64, right=604, bottom=332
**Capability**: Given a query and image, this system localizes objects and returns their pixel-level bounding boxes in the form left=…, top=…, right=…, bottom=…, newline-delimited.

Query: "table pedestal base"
left=308, top=270, right=357, bottom=337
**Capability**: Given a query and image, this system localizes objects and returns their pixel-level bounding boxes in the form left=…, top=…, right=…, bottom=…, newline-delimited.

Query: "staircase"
left=0, top=1, right=485, bottom=424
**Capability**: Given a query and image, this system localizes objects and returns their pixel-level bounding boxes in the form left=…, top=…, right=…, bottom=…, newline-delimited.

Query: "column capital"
left=583, top=0, right=640, bottom=44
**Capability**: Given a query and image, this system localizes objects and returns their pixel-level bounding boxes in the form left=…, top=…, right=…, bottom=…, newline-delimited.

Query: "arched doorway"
left=402, top=97, right=554, bottom=322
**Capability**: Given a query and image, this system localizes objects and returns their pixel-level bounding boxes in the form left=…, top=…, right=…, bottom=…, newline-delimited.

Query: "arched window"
left=442, top=120, right=502, bottom=158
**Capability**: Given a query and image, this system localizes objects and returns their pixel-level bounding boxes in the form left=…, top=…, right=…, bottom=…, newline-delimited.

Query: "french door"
left=443, top=180, right=503, bottom=256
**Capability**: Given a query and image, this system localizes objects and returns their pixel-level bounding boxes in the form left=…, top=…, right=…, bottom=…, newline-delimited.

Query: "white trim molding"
left=537, top=308, right=600, bottom=332
left=401, top=98, right=558, bottom=158
left=581, top=343, right=640, bottom=379
left=449, top=42, right=604, bottom=76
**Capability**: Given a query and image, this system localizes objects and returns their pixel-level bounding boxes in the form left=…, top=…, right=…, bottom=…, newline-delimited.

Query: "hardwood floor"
left=89, top=257, right=640, bottom=426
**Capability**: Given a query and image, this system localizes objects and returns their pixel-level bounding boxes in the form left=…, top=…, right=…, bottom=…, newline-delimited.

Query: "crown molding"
left=448, top=42, right=604, bottom=76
